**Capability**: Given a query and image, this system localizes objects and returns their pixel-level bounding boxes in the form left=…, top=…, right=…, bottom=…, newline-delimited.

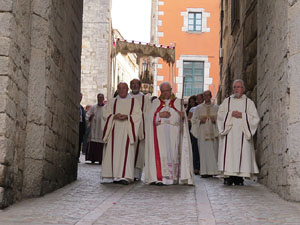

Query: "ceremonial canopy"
left=113, top=39, right=176, bottom=64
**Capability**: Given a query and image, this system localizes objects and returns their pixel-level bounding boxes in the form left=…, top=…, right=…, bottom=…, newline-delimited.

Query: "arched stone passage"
left=0, top=0, right=83, bottom=208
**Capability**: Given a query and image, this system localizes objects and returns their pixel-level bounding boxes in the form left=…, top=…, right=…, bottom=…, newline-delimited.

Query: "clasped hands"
left=159, top=111, right=185, bottom=119
left=232, top=110, right=242, bottom=119
left=200, top=116, right=216, bottom=124
left=114, top=113, right=128, bottom=120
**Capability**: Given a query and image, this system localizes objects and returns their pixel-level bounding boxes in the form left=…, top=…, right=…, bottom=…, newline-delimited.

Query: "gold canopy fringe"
left=113, top=40, right=175, bottom=64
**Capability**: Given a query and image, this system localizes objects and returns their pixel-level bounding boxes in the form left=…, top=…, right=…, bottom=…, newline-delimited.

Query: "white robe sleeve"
left=191, top=106, right=201, bottom=138
left=217, top=98, right=233, bottom=136
left=102, top=100, right=115, bottom=143
left=241, top=99, right=260, bottom=140
left=127, top=99, right=142, bottom=144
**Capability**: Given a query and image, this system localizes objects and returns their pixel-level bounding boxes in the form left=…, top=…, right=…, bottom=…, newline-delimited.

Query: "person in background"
left=186, top=95, right=199, bottom=175
left=82, top=104, right=92, bottom=155
left=192, top=90, right=219, bottom=178
left=85, top=94, right=105, bottom=164
left=78, top=93, right=86, bottom=163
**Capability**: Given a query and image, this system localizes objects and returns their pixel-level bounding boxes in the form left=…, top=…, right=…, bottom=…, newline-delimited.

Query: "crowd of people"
left=78, top=78, right=260, bottom=186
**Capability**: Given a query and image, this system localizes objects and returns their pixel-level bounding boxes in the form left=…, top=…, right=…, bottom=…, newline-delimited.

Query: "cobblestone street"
left=0, top=156, right=300, bottom=225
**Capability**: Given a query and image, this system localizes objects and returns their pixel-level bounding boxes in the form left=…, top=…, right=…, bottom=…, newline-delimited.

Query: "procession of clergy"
left=89, top=78, right=259, bottom=186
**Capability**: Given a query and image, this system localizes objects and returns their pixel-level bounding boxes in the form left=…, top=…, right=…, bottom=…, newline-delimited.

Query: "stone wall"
left=220, top=0, right=300, bottom=201
left=219, top=0, right=257, bottom=103
left=257, top=0, right=300, bottom=201
left=0, top=0, right=83, bottom=208
left=81, top=0, right=112, bottom=105
left=0, top=0, right=31, bottom=207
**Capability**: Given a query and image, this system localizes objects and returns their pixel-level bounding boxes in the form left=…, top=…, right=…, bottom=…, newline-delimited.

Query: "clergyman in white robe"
left=217, top=94, right=259, bottom=178
left=144, top=82, right=194, bottom=185
left=129, top=91, right=151, bottom=180
left=101, top=92, right=142, bottom=183
left=191, top=102, right=219, bottom=176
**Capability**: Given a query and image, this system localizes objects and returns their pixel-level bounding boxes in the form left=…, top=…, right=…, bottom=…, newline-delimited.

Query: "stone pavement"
left=0, top=156, right=300, bottom=225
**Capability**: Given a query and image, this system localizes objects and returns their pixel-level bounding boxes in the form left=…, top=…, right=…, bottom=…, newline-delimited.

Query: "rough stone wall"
left=287, top=0, right=300, bottom=201
left=0, top=0, right=31, bottom=207
left=219, top=0, right=257, bottom=103
left=0, top=0, right=83, bottom=208
left=257, top=0, right=300, bottom=201
left=81, top=0, right=112, bottom=105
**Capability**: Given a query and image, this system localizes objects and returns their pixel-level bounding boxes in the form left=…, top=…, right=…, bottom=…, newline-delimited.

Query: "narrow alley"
left=1, top=156, right=300, bottom=225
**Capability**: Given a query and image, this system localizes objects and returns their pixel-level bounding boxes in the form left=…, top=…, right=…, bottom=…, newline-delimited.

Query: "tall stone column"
left=0, top=0, right=31, bottom=208
left=81, top=0, right=112, bottom=105
left=0, top=0, right=84, bottom=208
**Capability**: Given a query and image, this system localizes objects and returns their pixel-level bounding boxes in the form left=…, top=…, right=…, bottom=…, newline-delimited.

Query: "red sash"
left=152, top=98, right=177, bottom=181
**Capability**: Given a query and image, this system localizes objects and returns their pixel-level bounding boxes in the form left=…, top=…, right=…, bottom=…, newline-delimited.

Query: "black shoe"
left=201, top=175, right=212, bottom=178
left=233, top=177, right=244, bottom=186
left=119, top=180, right=129, bottom=185
left=224, top=177, right=234, bottom=186
left=156, top=182, right=165, bottom=186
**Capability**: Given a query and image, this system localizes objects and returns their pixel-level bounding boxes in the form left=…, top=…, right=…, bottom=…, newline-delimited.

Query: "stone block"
left=0, top=56, right=10, bottom=75
left=5, top=96, right=16, bottom=120
left=0, top=0, right=13, bottom=11
left=32, top=0, right=51, bottom=19
left=0, top=113, right=7, bottom=136
left=31, top=14, right=48, bottom=51
left=27, top=48, right=46, bottom=123
left=25, top=123, right=45, bottom=160
left=0, top=37, right=10, bottom=56
left=22, top=158, right=43, bottom=197
left=0, top=164, right=7, bottom=186
left=0, top=12, right=12, bottom=37
left=4, top=114, right=15, bottom=139
left=288, top=54, right=300, bottom=123
left=0, top=187, right=3, bottom=204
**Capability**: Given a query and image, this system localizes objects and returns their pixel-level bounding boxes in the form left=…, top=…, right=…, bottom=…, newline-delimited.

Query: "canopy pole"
left=168, top=63, right=171, bottom=83
left=174, top=46, right=177, bottom=95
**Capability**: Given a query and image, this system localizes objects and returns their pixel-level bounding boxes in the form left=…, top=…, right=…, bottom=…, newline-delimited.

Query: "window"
left=183, top=61, right=204, bottom=96
left=188, top=12, right=202, bottom=32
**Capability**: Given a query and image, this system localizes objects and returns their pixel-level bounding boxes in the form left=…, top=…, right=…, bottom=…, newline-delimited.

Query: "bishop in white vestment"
left=101, top=83, right=142, bottom=184
left=144, top=82, right=194, bottom=185
left=217, top=80, right=260, bottom=185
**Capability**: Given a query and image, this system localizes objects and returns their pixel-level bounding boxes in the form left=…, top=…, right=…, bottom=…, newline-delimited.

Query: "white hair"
left=233, top=79, right=245, bottom=89
left=159, top=81, right=172, bottom=91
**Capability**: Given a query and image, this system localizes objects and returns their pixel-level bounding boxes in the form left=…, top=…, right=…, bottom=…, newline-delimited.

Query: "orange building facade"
left=151, top=0, right=220, bottom=100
